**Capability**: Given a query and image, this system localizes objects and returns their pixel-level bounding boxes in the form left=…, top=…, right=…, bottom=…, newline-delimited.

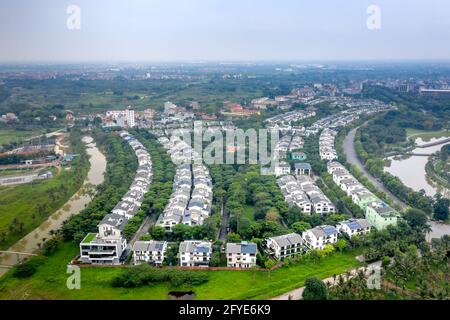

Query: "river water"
left=384, top=137, right=450, bottom=198
left=0, top=136, right=107, bottom=277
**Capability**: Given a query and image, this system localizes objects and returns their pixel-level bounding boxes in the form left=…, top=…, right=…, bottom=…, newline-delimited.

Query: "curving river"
left=0, top=136, right=107, bottom=277
left=384, top=137, right=450, bottom=197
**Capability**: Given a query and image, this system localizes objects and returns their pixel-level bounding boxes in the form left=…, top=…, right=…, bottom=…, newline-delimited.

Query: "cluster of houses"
left=275, top=133, right=305, bottom=160
left=132, top=239, right=257, bottom=268
left=266, top=219, right=371, bottom=260
left=103, top=107, right=136, bottom=128
left=277, top=175, right=336, bottom=215
left=79, top=131, right=152, bottom=264
left=131, top=218, right=371, bottom=267
left=306, top=101, right=394, bottom=135
left=251, top=87, right=317, bottom=111
left=327, top=162, right=399, bottom=230
left=319, top=128, right=338, bottom=160
left=272, top=133, right=309, bottom=177
left=264, top=109, right=316, bottom=134
left=155, top=134, right=213, bottom=230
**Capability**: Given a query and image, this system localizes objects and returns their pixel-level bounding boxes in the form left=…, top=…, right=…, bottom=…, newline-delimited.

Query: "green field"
left=0, top=242, right=362, bottom=300
left=406, top=128, right=450, bottom=140
left=0, top=129, right=48, bottom=146
left=0, top=134, right=89, bottom=250
left=0, top=166, right=87, bottom=250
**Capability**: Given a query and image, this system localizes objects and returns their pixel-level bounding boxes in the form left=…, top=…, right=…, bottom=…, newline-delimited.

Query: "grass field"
left=0, top=242, right=362, bottom=300
left=406, top=128, right=450, bottom=140
left=0, top=133, right=89, bottom=250
left=0, top=129, right=48, bottom=146
left=0, top=164, right=88, bottom=250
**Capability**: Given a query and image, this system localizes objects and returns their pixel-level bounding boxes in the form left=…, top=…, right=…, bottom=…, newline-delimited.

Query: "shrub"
left=13, top=257, right=45, bottom=279
left=302, top=277, right=328, bottom=300
left=41, top=237, right=61, bottom=256
left=111, top=265, right=208, bottom=288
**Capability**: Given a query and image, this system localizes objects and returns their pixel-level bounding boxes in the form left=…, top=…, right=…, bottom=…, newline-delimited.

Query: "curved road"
left=343, top=127, right=407, bottom=210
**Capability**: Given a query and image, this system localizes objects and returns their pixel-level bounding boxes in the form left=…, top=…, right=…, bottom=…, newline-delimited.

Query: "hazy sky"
left=0, top=0, right=449, bottom=62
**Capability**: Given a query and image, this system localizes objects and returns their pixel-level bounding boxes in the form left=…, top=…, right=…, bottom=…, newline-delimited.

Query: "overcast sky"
left=0, top=0, right=449, bottom=62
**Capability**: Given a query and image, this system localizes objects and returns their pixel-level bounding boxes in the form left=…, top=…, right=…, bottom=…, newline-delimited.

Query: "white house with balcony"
left=336, top=219, right=372, bottom=238
left=179, top=240, right=212, bottom=267
left=226, top=242, right=258, bottom=268
left=302, top=225, right=339, bottom=250
left=265, top=233, right=303, bottom=260
left=132, top=240, right=168, bottom=265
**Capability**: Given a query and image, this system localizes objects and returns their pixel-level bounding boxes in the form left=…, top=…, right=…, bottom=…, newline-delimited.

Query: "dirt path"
left=271, top=260, right=381, bottom=300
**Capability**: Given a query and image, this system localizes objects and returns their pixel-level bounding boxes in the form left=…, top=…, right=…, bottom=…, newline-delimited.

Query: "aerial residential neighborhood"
left=0, top=2, right=449, bottom=312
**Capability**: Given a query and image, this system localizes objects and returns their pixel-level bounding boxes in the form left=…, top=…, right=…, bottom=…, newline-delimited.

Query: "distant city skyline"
left=0, top=0, right=449, bottom=62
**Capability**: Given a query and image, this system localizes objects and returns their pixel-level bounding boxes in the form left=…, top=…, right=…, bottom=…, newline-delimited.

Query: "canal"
left=0, top=136, right=107, bottom=277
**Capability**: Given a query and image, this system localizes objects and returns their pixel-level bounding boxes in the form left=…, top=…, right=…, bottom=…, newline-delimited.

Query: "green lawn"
left=406, top=128, right=450, bottom=140
left=0, top=129, right=48, bottom=146
left=0, top=242, right=362, bottom=300
left=0, top=136, right=89, bottom=250
left=0, top=165, right=87, bottom=250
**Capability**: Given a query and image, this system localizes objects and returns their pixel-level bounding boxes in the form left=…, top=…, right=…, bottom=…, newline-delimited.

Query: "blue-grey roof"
left=241, top=242, right=257, bottom=254
left=322, top=225, right=338, bottom=236
left=294, top=162, right=312, bottom=170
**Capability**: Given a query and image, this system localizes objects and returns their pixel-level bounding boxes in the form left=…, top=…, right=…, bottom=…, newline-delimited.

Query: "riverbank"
left=0, top=132, right=91, bottom=250
left=343, top=127, right=407, bottom=209
left=384, top=137, right=449, bottom=197
left=0, top=136, right=107, bottom=277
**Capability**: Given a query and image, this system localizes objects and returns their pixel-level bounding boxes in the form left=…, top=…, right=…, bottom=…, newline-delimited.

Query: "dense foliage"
left=111, top=264, right=208, bottom=288
left=61, top=130, right=137, bottom=243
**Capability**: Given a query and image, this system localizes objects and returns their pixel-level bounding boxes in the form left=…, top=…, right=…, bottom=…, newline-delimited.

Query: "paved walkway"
left=271, top=261, right=381, bottom=300
left=343, top=127, right=407, bottom=210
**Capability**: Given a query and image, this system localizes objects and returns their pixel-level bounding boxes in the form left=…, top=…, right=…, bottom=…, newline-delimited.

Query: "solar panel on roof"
left=323, top=226, right=336, bottom=235
left=347, top=221, right=360, bottom=230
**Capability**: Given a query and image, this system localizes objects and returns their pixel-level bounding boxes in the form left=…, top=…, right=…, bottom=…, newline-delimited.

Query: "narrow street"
left=128, top=215, right=155, bottom=249
left=218, top=201, right=229, bottom=241
left=343, top=127, right=407, bottom=210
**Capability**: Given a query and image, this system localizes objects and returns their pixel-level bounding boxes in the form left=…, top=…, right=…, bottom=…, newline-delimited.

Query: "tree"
left=404, top=208, right=429, bottom=230
left=335, top=239, right=347, bottom=252
left=226, top=232, right=242, bottom=243
left=264, top=259, right=275, bottom=269
left=302, top=277, right=328, bottom=300
left=291, top=221, right=311, bottom=233
left=433, top=197, right=450, bottom=221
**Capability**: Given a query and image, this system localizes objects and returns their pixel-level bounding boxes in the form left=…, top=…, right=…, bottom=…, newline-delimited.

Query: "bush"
left=111, top=265, right=209, bottom=288
left=302, top=277, right=328, bottom=300
left=13, top=257, right=45, bottom=279
left=41, top=237, right=61, bottom=256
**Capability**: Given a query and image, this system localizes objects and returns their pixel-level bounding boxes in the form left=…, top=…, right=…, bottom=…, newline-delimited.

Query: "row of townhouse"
left=185, top=164, right=213, bottom=226
left=296, top=175, right=336, bottom=214
left=266, top=219, right=371, bottom=260
left=132, top=240, right=258, bottom=269
left=79, top=131, right=153, bottom=264
left=156, top=134, right=213, bottom=230
left=327, top=161, right=399, bottom=230
left=265, top=109, right=316, bottom=126
left=319, top=128, right=338, bottom=161
left=277, top=175, right=335, bottom=215
left=273, top=133, right=307, bottom=176
left=277, top=175, right=312, bottom=213
left=132, top=219, right=371, bottom=266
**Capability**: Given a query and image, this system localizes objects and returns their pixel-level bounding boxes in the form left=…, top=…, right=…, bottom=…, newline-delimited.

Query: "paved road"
left=218, top=201, right=229, bottom=241
left=343, top=127, right=407, bottom=210
left=128, top=216, right=155, bottom=249
left=271, top=261, right=382, bottom=300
